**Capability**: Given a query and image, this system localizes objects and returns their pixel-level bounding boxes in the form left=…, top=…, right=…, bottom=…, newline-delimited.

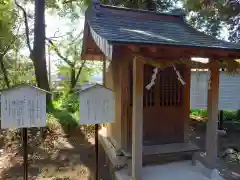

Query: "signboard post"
left=95, top=124, right=99, bottom=180
left=79, top=84, right=115, bottom=180
left=23, top=128, right=28, bottom=180
left=0, top=84, right=48, bottom=180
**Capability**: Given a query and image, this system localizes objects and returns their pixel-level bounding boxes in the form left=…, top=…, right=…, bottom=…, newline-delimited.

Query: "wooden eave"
left=81, top=23, right=104, bottom=61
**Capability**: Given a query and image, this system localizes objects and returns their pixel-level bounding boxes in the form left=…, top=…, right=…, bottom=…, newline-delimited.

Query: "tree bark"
left=33, top=0, right=51, bottom=103
left=69, top=67, right=76, bottom=92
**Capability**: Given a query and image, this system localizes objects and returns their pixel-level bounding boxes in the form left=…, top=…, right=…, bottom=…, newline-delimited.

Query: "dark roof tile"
left=85, top=4, right=240, bottom=51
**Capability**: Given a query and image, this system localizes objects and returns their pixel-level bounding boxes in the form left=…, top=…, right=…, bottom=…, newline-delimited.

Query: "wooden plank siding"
left=105, top=49, right=132, bottom=151
left=105, top=49, right=191, bottom=152
left=127, top=63, right=188, bottom=148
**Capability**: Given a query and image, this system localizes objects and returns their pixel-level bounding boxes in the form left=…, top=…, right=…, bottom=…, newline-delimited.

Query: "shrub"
left=190, top=109, right=240, bottom=122
left=190, top=109, right=208, bottom=118
left=224, top=111, right=237, bottom=121
left=56, top=93, right=79, bottom=113
left=50, top=108, right=79, bottom=133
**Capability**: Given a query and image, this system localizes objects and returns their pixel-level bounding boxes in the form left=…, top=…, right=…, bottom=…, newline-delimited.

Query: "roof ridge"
left=98, top=4, right=185, bottom=18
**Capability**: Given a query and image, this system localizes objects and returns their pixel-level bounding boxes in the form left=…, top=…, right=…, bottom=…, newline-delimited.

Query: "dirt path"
left=0, top=128, right=110, bottom=180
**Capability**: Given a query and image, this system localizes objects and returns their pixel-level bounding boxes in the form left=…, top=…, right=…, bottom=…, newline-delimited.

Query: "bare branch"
left=15, top=0, right=32, bottom=53
left=47, top=32, right=72, bottom=39
left=46, top=38, right=73, bottom=66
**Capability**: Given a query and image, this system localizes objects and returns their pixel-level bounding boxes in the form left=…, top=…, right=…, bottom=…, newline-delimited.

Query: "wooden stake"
left=95, top=124, right=99, bottom=180
left=23, top=128, right=28, bottom=180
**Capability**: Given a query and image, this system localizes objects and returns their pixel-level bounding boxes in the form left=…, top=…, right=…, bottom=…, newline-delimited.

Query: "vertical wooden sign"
left=78, top=84, right=115, bottom=180
left=0, top=84, right=49, bottom=180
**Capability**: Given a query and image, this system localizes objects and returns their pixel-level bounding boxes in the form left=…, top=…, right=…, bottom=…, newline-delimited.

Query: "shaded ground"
left=189, top=119, right=240, bottom=179
left=0, top=114, right=240, bottom=180
left=0, top=126, right=110, bottom=180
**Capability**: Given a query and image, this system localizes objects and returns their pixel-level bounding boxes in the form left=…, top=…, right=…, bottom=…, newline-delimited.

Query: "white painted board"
left=1, top=86, right=47, bottom=129
left=219, top=72, right=240, bottom=110
left=190, top=71, right=240, bottom=110
left=79, top=86, right=115, bottom=125
left=190, top=72, right=208, bottom=109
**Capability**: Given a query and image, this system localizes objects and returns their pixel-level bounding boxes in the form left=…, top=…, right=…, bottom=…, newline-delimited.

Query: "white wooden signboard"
left=79, top=84, right=115, bottom=125
left=219, top=72, right=240, bottom=110
left=190, top=71, right=240, bottom=110
left=190, top=72, right=209, bottom=109
left=1, top=85, right=47, bottom=129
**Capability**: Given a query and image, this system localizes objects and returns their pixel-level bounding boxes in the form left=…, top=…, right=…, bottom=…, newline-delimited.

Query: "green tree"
left=184, top=0, right=240, bottom=42
left=0, top=0, right=21, bottom=88
left=0, top=55, right=35, bottom=87
left=15, top=0, right=51, bottom=103
left=47, top=31, right=95, bottom=93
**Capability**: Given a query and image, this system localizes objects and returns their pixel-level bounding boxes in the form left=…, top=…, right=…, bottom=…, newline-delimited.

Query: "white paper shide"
left=1, top=86, right=47, bottom=129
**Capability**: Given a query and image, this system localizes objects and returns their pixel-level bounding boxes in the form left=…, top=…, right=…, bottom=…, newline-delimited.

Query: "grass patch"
left=190, top=109, right=240, bottom=121
left=190, top=109, right=208, bottom=118
left=48, top=108, right=79, bottom=133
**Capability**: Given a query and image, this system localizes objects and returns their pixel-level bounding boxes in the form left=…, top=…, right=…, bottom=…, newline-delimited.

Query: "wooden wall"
left=105, top=49, right=131, bottom=150
left=105, top=48, right=191, bottom=151
left=126, top=63, right=190, bottom=148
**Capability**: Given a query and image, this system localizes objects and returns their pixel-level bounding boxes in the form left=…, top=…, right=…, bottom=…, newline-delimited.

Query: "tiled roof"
left=85, top=4, right=240, bottom=57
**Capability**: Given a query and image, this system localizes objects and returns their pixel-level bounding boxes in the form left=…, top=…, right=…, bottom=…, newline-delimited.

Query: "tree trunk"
left=0, top=55, right=10, bottom=88
left=69, top=67, right=76, bottom=93
left=33, top=0, right=51, bottom=103
left=69, top=62, right=86, bottom=93
left=33, top=0, right=50, bottom=139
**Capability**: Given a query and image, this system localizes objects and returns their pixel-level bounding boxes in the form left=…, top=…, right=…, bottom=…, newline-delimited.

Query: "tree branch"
left=46, top=38, right=73, bottom=66
left=15, top=0, right=32, bottom=53
left=0, top=38, right=16, bottom=57
left=62, top=0, right=77, bottom=4
left=75, top=60, right=86, bottom=83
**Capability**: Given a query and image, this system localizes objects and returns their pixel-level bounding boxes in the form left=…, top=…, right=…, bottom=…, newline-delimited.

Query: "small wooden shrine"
left=81, top=1, right=240, bottom=180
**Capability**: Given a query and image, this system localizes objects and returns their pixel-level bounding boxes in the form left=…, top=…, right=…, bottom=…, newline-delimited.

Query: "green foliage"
left=57, top=63, right=94, bottom=91
left=50, top=108, right=79, bottom=133
left=0, top=0, right=18, bottom=52
left=50, top=29, right=98, bottom=93
left=57, top=93, right=79, bottom=113
left=47, top=104, right=79, bottom=133
left=48, top=101, right=95, bottom=135
left=190, top=109, right=208, bottom=117
left=190, top=109, right=240, bottom=121
left=184, top=0, right=240, bottom=41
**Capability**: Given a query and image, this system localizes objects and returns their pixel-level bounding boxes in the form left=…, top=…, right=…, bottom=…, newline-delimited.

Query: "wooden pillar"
left=132, top=57, right=143, bottom=180
left=103, top=57, right=106, bottom=86
left=218, top=68, right=224, bottom=130
left=183, top=64, right=191, bottom=143
left=206, top=60, right=220, bottom=169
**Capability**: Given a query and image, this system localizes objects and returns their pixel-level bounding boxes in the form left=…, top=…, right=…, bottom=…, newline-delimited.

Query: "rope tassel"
left=173, top=65, right=186, bottom=85
left=146, top=68, right=159, bottom=90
